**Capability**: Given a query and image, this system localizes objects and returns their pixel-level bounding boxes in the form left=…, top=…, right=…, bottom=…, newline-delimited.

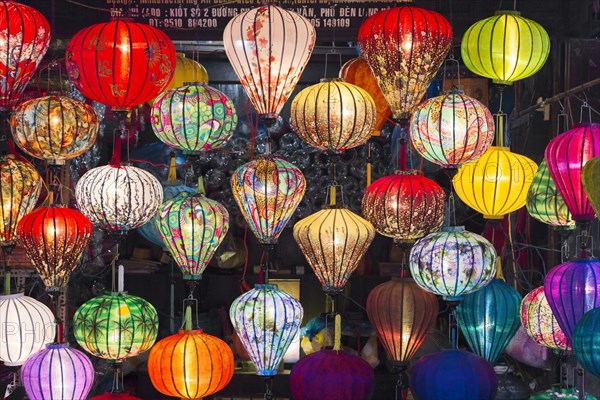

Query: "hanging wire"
left=324, top=46, right=342, bottom=79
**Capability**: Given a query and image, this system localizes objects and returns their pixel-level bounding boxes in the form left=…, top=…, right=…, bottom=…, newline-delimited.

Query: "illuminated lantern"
left=290, top=79, right=376, bottom=153
left=17, top=206, right=92, bottom=291
left=0, top=293, right=55, bottom=366
left=409, top=226, right=497, bottom=300
left=453, top=146, right=538, bottom=220
left=66, top=19, right=175, bottom=111
left=366, top=278, right=438, bottom=366
left=0, top=0, right=50, bottom=111
left=573, top=308, right=600, bottom=376
left=149, top=52, right=208, bottom=105
left=358, top=5, right=452, bottom=121
left=230, top=284, right=303, bottom=376
left=231, top=155, right=306, bottom=246
left=409, top=91, right=495, bottom=169
left=73, top=292, right=158, bottom=361
left=521, top=287, right=570, bottom=351
left=11, top=95, right=99, bottom=165
left=546, top=123, right=600, bottom=222
left=223, top=5, right=316, bottom=125
left=21, top=344, right=94, bottom=400
left=151, top=83, right=237, bottom=153
left=582, top=153, right=600, bottom=221
left=461, top=11, right=550, bottom=85
left=362, top=170, right=445, bottom=245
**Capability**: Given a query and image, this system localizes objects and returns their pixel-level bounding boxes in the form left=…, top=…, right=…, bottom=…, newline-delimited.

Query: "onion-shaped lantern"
left=75, top=164, right=163, bottom=234
left=0, top=293, right=55, bottom=366
left=66, top=19, right=175, bottom=111
left=231, top=155, right=305, bottom=246
left=149, top=52, right=208, bottom=105
left=546, top=123, right=600, bottom=222
left=366, top=278, right=438, bottom=366
left=410, top=91, right=495, bottom=169
left=362, top=170, right=446, bottom=245
left=521, top=287, right=570, bottom=351
left=223, top=5, right=315, bottom=124
left=358, top=5, right=452, bottom=121
left=527, top=161, right=575, bottom=230
left=151, top=83, right=237, bottom=153
left=73, top=291, right=158, bottom=362
left=0, top=1, right=50, bottom=111
left=409, top=226, right=497, bottom=300
left=230, top=284, right=303, bottom=376
left=461, top=11, right=550, bottom=85
left=290, top=79, right=376, bottom=153
left=21, top=344, right=94, bottom=400
left=11, top=95, right=99, bottom=165
left=573, top=308, right=600, bottom=376
left=582, top=154, right=600, bottom=221
left=453, top=146, right=538, bottom=220
left=456, top=279, right=522, bottom=365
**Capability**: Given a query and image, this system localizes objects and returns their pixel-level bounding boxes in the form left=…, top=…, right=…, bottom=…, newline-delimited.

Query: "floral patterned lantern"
left=149, top=52, right=208, bottom=105
left=581, top=153, right=600, bottom=221
left=521, top=287, right=570, bottom=351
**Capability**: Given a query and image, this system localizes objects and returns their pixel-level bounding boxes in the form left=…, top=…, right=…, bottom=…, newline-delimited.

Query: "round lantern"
left=149, top=52, right=208, bottom=105
left=573, top=308, right=600, bottom=376
left=17, top=206, right=93, bottom=291
left=290, top=79, right=376, bottom=153
left=461, top=11, right=550, bottom=85
left=409, top=350, right=498, bottom=400
left=0, top=155, right=42, bottom=249
left=527, top=161, right=575, bottom=230
left=223, top=4, right=315, bottom=124
left=582, top=153, right=600, bottom=221
left=362, top=170, right=446, bottom=245
left=11, top=95, right=99, bottom=165
left=409, top=226, right=497, bottom=300
left=544, top=257, right=600, bottom=344
left=358, top=5, right=452, bottom=121
left=230, top=284, right=303, bottom=376
left=21, top=344, right=94, bottom=400
left=0, top=293, right=55, bottom=366
left=453, top=146, right=538, bottom=220
left=521, top=287, right=570, bottom=351
left=73, top=291, right=158, bottom=361
left=91, top=393, right=141, bottom=400
left=456, top=279, right=522, bottom=364
left=66, top=19, right=175, bottom=111
left=366, top=278, right=438, bottom=366
left=231, top=155, right=306, bottom=246
left=75, top=164, right=163, bottom=233
left=546, top=123, right=600, bottom=222
left=410, top=91, right=495, bottom=169
left=290, top=349, right=374, bottom=400
left=0, top=0, right=50, bottom=111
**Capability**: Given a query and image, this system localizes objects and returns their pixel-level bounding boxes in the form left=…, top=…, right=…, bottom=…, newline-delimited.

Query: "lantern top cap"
left=109, top=16, right=135, bottom=23
left=255, top=284, right=279, bottom=290
left=570, top=257, right=599, bottom=263
left=182, top=82, right=208, bottom=87
left=319, top=78, right=344, bottom=83
left=570, top=122, right=600, bottom=130
left=0, top=292, right=24, bottom=300
left=393, top=169, right=422, bottom=176
left=178, top=329, right=204, bottom=335
left=488, top=146, right=511, bottom=152
left=494, top=10, right=522, bottom=16
left=46, top=343, right=69, bottom=349
left=441, top=226, right=465, bottom=233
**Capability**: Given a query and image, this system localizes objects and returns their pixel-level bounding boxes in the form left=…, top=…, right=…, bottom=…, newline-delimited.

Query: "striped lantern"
left=521, top=287, right=570, bottom=351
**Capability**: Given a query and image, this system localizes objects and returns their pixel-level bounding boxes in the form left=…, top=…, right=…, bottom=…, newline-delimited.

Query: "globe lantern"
left=0, top=292, right=55, bottom=366
left=223, top=4, right=315, bottom=125
left=581, top=153, right=600, bottom=221
left=461, top=11, right=550, bottom=85
left=573, top=308, right=600, bottom=376
left=409, top=91, right=495, bottom=169
left=11, top=95, right=99, bottom=165
left=521, top=287, right=570, bottom=351
left=149, top=52, right=208, bottom=105
left=230, top=284, right=303, bottom=376
left=409, top=226, right=497, bottom=300
left=357, top=5, right=452, bottom=121
left=453, top=146, right=538, bottom=220
left=66, top=19, right=175, bottom=111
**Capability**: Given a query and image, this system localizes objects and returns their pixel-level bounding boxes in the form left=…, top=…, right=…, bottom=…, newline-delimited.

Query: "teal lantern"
left=573, top=308, right=600, bottom=376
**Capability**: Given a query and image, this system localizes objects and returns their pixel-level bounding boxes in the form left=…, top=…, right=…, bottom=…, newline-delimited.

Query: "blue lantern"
left=573, top=308, right=600, bottom=376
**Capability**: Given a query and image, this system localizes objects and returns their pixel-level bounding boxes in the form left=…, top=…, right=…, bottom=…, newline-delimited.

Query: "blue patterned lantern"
left=456, top=279, right=522, bottom=364
left=573, top=308, right=600, bottom=376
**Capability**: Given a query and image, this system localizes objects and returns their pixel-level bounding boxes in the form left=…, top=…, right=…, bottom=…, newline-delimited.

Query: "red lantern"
left=66, top=19, right=175, bottom=111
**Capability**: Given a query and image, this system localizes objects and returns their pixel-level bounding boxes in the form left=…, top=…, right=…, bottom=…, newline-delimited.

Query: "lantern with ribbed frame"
left=573, top=308, right=600, bottom=376
left=521, top=287, right=570, bottom=351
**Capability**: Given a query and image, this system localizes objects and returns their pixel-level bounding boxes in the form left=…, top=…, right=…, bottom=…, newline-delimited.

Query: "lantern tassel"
left=4, top=271, right=9, bottom=295
left=329, top=186, right=336, bottom=206
left=167, top=152, right=177, bottom=182
left=197, top=176, right=206, bottom=195
left=185, top=305, right=192, bottom=330
left=108, top=130, right=122, bottom=167
left=333, top=313, right=342, bottom=351
left=366, top=143, right=372, bottom=187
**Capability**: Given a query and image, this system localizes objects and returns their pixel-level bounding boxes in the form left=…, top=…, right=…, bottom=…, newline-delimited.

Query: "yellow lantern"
left=149, top=53, right=208, bottom=105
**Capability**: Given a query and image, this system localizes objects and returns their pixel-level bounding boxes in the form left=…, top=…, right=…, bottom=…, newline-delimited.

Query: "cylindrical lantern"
left=366, top=278, right=438, bottom=366
left=410, top=91, right=495, bottom=169
left=66, top=19, right=175, bottom=111
left=573, top=307, right=600, bottom=376
left=0, top=293, right=55, bottom=366
left=358, top=5, right=452, bottom=120
left=453, top=146, right=538, bottom=220
left=461, top=11, right=550, bottom=85
left=149, top=52, right=208, bottom=105
left=11, top=95, right=99, bottom=165
left=230, top=284, right=303, bottom=376
left=223, top=5, right=315, bottom=124
left=362, top=170, right=446, bottom=245
left=409, top=226, right=497, bottom=300
left=521, top=287, right=570, bottom=351
left=582, top=153, right=600, bottom=221
left=21, top=344, right=94, bottom=400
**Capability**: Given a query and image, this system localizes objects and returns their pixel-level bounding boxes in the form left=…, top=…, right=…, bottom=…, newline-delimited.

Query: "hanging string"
left=580, top=98, right=593, bottom=123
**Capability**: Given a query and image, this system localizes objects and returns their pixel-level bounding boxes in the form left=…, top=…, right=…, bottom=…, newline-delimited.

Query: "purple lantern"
left=544, top=258, right=600, bottom=344
left=290, top=349, right=374, bottom=400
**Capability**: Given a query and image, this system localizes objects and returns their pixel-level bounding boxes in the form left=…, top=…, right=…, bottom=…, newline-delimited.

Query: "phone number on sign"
left=309, top=18, right=351, bottom=28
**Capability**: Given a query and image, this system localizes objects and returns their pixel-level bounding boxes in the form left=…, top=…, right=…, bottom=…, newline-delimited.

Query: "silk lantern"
left=573, top=307, right=600, bottom=376
left=582, top=152, right=600, bottom=221
left=530, top=385, right=597, bottom=400
left=527, top=161, right=575, bottom=230
left=149, top=52, right=208, bottom=105
left=521, top=287, right=570, bottom=351
left=358, top=5, right=452, bottom=121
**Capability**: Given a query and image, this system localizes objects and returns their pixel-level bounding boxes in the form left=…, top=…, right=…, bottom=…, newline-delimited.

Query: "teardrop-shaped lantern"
left=149, top=52, right=208, bottom=105
left=521, top=287, right=570, bottom=351
left=581, top=154, right=600, bottom=221
left=230, top=284, right=303, bottom=376
left=358, top=5, right=452, bottom=121
left=573, top=307, right=600, bottom=376
left=223, top=5, right=316, bottom=124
